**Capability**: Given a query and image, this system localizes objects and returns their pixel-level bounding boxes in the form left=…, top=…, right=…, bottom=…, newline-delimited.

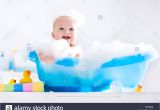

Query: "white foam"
left=77, top=40, right=159, bottom=70
left=32, top=38, right=82, bottom=59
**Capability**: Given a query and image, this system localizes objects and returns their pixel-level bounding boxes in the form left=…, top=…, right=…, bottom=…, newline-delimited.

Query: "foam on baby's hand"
left=33, top=38, right=82, bottom=59
left=51, top=39, right=70, bottom=58
left=52, top=39, right=82, bottom=58
left=60, top=45, right=82, bottom=58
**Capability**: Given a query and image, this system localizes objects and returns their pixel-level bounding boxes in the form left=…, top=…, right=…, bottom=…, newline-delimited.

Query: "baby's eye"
left=69, top=28, right=74, bottom=31
left=59, top=27, right=64, bottom=30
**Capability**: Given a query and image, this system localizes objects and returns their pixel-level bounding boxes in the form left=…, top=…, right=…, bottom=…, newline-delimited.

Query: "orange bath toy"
left=19, top=70, right=32, bottom=84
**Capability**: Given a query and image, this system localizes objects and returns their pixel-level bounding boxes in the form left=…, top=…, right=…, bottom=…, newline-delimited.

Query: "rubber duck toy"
left=8, top=79, right=16, bottom=84
left=19, top=70, right=32, bottom=84
left=134, top=85, right=142, bottom=92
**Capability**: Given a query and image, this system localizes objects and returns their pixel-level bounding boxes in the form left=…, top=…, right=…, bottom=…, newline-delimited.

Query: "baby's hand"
left=38, top=52, right=55, bottom=64
left=75, top=53, right=80, bottom=58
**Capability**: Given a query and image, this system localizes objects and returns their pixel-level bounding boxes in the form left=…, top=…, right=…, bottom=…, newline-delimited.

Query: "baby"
left=38, top=11, right=83, bottom=64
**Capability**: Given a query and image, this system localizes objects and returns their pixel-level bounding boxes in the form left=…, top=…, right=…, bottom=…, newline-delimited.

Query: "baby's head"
left=51, top=10, right=85, bottom=46
left=52, top=16, right=77, bottom=46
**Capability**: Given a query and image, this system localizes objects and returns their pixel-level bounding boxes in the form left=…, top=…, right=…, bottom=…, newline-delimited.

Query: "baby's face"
left=52, top=16, right=77, bottom=46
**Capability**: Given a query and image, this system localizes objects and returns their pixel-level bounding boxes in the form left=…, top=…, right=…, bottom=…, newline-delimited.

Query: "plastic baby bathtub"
left=29, top=51, right=151, bottom=92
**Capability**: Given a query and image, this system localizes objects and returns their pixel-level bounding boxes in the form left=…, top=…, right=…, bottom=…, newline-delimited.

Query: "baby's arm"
left=75, top=53, right=80, bottom=58
left=38, top=52, right=55, bottom=64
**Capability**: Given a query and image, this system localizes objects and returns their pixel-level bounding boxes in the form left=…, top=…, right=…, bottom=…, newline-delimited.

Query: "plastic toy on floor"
left=134, top=85, right=142, bottom=92
left=8, top=79, right=16, bottom=84
left=0, top=82, right=44, bottom=92
left=19, top=70, right=32, bottom=84
left=29, top=48, right=158, bottom=92
left=0, top=69, right=44, bottom=92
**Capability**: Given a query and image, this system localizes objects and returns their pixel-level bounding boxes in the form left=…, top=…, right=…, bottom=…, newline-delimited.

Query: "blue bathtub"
left=29, top=51, right=151, bottom=92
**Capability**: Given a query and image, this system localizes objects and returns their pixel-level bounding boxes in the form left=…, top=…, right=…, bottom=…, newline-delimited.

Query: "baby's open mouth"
left=62, top=36, right=71, bottom=40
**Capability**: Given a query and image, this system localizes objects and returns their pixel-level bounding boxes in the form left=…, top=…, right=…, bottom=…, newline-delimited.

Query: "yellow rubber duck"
left=19, top=70, right=32, bottom=84
left=134, top=85, right=142, bottom=92
left=8, top=79, right=16, bottom=84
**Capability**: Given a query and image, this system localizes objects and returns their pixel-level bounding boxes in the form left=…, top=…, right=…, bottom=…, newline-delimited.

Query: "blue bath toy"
left=29, top=51, right=152, bottom=92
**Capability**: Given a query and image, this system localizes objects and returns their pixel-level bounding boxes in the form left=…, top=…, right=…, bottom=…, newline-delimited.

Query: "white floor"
left=0, top=92, right=160, bottom=103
